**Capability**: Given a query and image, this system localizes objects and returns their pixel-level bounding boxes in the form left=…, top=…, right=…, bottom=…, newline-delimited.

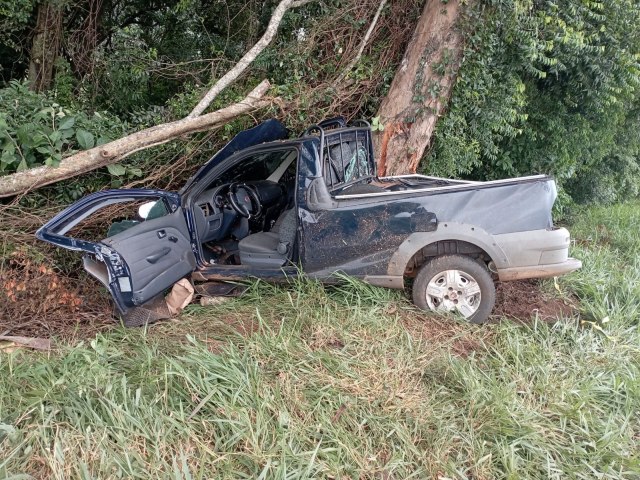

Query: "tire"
left=412, top=254, right=496, bottom=324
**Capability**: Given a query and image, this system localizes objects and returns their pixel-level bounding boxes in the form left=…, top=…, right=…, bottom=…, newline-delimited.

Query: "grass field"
left=1, top=203, right=639, bottom=479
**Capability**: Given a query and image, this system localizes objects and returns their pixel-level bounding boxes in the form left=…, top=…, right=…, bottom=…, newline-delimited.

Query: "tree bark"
left=374, top=0, right=464, bottom=176
left=28, top=2, right=63, bottom=92
left=0, top=81, right=271, bottom=198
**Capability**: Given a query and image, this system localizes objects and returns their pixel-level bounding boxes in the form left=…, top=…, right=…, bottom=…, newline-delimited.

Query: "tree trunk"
left=374, top=0, right=464, bottom=176
left=0, top=81, right=271, bottom=198
left=28, top=2, right=63, bottom=92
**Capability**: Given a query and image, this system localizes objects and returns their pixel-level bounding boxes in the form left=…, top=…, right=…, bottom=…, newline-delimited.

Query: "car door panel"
left=102, top=208, right=196, bottom=304
left=300, top=199, right=437, bottom=277
left=36, top=189, right=195, bottom=312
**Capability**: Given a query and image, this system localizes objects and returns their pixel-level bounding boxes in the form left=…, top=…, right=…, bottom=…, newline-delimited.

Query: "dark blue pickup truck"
left=37, top=117, right=581, bottom=324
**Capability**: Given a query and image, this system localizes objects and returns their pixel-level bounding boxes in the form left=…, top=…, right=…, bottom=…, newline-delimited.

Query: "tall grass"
left=1, top=203, right=640, bottom=479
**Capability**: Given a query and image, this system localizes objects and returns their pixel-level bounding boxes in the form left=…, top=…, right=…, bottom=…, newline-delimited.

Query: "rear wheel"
left=412, top=254, right=496, bottom=324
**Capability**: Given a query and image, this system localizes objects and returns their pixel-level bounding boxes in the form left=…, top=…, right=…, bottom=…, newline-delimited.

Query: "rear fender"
left=387, top=222, right=509, bottom=276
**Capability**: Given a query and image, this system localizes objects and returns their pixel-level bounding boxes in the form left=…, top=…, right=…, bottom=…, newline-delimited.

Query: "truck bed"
left=335, top=174, right=549, bottom=199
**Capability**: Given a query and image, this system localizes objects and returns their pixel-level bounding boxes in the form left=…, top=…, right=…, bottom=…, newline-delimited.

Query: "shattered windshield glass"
left=323, top=129, right=374, bottom=188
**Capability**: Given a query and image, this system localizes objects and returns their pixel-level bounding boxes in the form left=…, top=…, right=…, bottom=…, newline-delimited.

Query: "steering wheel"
left=228, top=182, right=262, bottom=218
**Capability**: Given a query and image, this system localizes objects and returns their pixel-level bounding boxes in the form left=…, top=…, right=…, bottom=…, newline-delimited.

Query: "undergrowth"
left=1, top=202, right=640, bottom=478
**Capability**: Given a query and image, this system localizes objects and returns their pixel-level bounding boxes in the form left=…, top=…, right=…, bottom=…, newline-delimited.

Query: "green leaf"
left=60, top=128, right=75, bottom=140
left=1, top=149, right=16, bottom=166
left=49, top=131, right=62, bottom=143
left=59, top=116, right=75, bottom=130
left=16, top=158, right=28, bottom=172
left=2, top=142, right=15, bottom=156
left=32, top=133, right=46, bottom=145
left=107, top=164, right=126, bottom=176
left=16, top=124, right=34, bottom=146
left=76, top=129, right=95, bottom=150
left=36, top=146, right=52, bottom=155
left=45, top=154, right=62, bottom=167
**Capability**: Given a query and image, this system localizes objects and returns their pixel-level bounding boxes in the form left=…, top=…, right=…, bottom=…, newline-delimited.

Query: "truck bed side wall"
left=297, top=139, right=557, bottom=278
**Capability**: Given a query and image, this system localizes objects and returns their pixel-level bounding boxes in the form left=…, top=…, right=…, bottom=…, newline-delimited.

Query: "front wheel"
left=412, top=254, right=496, bottom=324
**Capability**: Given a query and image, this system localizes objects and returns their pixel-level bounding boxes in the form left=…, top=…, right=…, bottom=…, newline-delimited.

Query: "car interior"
left=191, top=124, right=388, bottom=269
left=318, top=122, right=460, bottom=196
left=102, top=120, right=459, bottom=274
left=191, top=148, right=299, bottom=268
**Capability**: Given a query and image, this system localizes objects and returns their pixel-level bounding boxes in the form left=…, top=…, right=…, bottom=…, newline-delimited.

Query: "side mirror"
left=138, top=200, right=158, bottom=219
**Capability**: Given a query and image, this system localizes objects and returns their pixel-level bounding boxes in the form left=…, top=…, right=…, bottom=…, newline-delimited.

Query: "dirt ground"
left=492, top=279, right=578, bottom=321
left=399, top=279, right=578, bottom=358
left=0, top=248, right=114, bottom=341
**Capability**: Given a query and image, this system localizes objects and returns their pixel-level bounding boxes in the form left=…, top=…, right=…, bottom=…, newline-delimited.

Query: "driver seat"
left=238, top=209, right=297, bottom=267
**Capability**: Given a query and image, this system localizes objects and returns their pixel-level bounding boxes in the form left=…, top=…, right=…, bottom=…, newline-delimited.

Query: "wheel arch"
left=387, top=222, right=510, bottom=278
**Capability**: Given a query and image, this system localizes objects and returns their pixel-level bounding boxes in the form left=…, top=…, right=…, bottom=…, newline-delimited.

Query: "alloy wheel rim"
left=425, top=269, right=481, bottom=318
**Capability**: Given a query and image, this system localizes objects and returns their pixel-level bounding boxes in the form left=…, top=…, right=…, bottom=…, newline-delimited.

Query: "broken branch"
left=188, top=0, right=316, bottom=118
left=334, top=0, right=387, bottom=85
left=0, top=80, right=272, bottom=198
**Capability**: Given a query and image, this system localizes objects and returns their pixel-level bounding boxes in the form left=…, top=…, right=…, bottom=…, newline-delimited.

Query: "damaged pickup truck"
left=37, top=117, right=581, bottom=324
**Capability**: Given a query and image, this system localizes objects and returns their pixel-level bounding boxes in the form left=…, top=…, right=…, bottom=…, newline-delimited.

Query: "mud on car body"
left=37, top=117, right=581, bottom=324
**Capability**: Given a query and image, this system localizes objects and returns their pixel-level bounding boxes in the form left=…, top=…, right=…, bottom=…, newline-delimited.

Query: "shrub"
left=0, top=80, right=126, bottom=175
left=426, top=0, right=640, bottom=204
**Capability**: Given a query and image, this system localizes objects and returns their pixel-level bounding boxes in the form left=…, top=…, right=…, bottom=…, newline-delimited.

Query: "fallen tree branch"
left=0, top=80, right=271, bottom=198
left=188, top=0, right=316, bottom=117
left=334, top=0, right=387, bottom=86
left=0, top=0, right=318, bottom=198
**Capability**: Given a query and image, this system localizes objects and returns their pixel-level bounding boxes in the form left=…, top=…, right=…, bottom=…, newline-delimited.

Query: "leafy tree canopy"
left=428, top=0, right=640, bottom=204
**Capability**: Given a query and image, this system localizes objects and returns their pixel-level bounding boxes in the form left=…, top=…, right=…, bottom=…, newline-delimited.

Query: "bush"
left=426, top=0, right=640, bottom=204
left=0, top=80, right=126, bottom=175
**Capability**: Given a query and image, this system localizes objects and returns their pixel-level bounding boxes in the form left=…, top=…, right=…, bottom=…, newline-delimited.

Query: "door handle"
left=146, top=247, right=171, bottom=264
left=157, top=230, right=166, bottom=239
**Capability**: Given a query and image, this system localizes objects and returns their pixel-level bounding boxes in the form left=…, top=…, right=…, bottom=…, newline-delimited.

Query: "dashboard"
left=193, top=180, right=285, bottom=243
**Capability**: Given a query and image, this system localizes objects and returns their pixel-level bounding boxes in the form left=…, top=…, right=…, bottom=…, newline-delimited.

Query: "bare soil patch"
left=1, top=247, right=113, bottom=341
left=399, top=279, right=578, bottom=356
left=492, top=279, right=578, bottom=321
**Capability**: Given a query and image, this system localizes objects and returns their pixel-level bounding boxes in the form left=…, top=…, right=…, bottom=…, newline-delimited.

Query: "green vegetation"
left=428, top=0, right=640, bottom=204
left=0, top=0, right=418, bottom=202
left=1, top=3, right=638, bottom=476
left=0, top=80, right=125, bottom=174
left=1, top=3, right=639, bottom=473
left=2, top=0, right=637, bottom=205
left=1, top=202, right=639, bottom=478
